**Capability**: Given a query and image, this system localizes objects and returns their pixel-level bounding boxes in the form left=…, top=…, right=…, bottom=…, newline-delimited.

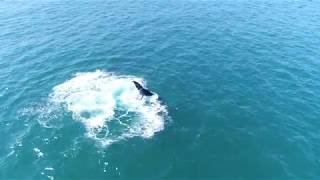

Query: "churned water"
left=1, top=0, right=320, bottom=179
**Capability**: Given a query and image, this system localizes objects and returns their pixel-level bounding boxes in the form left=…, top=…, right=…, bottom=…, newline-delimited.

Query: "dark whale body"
left=133, top=81, right=154, bottom=97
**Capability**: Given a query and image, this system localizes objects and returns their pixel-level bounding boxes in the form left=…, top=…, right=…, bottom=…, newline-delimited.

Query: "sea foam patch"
left=48, top=70, right=168, bottom=146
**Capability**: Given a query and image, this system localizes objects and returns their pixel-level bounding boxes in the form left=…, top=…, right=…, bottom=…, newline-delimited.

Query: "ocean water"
left=1, top=0, right=320, bottom=179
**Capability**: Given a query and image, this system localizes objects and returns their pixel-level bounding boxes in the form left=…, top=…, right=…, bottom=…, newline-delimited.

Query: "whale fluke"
left=133, top=81, right=154, bottom=97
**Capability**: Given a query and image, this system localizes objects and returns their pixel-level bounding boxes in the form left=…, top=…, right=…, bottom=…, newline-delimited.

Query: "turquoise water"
left=1, top=0, right=320, bottom=179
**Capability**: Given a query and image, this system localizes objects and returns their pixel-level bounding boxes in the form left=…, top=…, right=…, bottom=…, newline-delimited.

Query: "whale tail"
left=132, top=81, right=154, bottom=97
left=133, top=81, right=143, bottom=90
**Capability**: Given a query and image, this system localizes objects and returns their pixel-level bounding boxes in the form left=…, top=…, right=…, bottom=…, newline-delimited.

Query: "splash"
left=48, top=70, right=168, bottom=146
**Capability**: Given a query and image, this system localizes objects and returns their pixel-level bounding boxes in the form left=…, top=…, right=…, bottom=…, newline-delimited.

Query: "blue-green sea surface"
left=1, top=0, right=320, bottom=179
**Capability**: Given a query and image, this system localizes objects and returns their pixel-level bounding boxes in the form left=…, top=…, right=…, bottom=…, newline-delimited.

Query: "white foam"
left=49, top=70, right=168, bottom=146
left=33, top=148, right=44, bottom=158
left=45, top=167, right=54, bottom=171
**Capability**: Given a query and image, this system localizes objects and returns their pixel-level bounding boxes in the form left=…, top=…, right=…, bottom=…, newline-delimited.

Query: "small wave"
left=46, top=70, right=168, bottom=146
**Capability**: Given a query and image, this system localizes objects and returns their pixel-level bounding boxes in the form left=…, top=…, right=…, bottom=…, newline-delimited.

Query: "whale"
left=133, top=81, right=154, bottom=98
